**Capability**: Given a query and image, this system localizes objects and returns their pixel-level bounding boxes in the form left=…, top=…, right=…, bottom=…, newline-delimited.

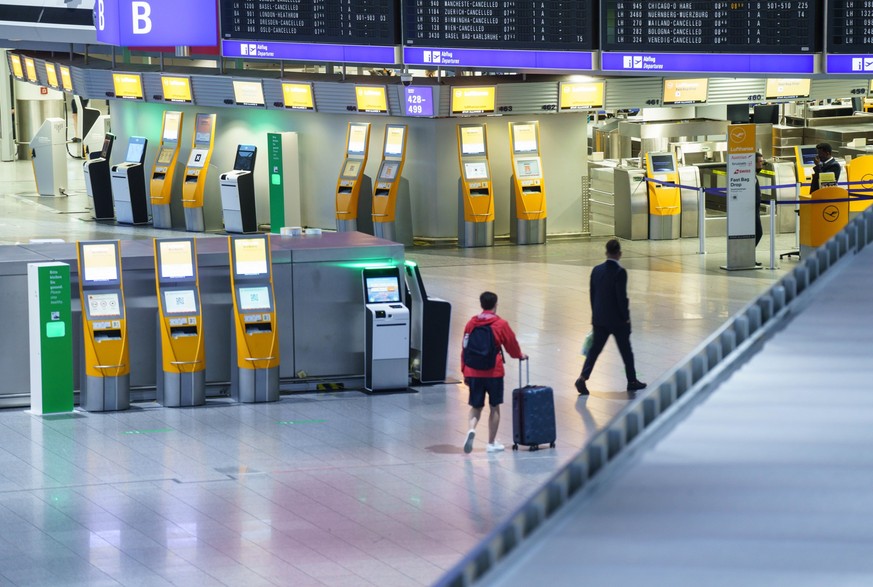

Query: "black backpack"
left=464, top=324, right=500, bottom=370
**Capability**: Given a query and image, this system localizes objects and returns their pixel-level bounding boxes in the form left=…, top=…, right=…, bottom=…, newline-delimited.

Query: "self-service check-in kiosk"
left=336, top=122, right=373, bottom=234
left=404, top=261, right=450, bottom=384
left=31, top=117, right=67, bottom=196
left=363, top=267, right=409, bottom=392
left=154, top=238, right=205, bottom=407
left=846, top=155, right=873, bottom=215
left=84, top=133, right=115, bottom=220
left=645, top=152, right=681, bottom=239
left=220, top=145, right=258, bottom=233
left=110, top=136, right=149, bottom=225
left=457, top=124, right=494, bottom=247
left=80, top=104, right=110, bottom=160
left=508, top=121, right=547, bottom=244
left=372, top=125, right=413, bottom=246
left=182, top=113, right=217, bottom=232
left=795, top=145, right=817, bottom=196
left=228, top=235, right=279, bottom=402
left=150, top=111, right=184, bottom=229
left=76, top=240, right=129, bottom=412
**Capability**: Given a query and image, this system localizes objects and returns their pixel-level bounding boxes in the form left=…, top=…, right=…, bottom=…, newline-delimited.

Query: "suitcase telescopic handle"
left=519, top=356, right=529, bottom=388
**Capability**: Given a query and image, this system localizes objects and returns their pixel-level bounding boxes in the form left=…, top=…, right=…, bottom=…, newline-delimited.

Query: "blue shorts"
left=467, top=377, right=504, bottom=408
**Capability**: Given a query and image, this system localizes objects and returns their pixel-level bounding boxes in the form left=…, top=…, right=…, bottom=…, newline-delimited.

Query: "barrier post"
left=794, top=182, right=801, bottom=250
left=698, top=187, right=706, bottom=254
left=769, top=192, right=776, bottom=270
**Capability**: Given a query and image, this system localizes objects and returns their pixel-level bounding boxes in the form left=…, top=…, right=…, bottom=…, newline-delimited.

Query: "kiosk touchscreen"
left=645, top=152, right=681, bottom=239
left=30, top=118, right=67, bottom=196
left=219, top=144, right=258, bottom=233
left=76, top=240, right=130, bottom=412
left=362, top=267, right=409, bottom=392
left=110, top=136, right=149, bottom=224
left=182, top=113, right=217, bottom=232
left=335, top=122, right=373, bottom=234
left=154, top=238, right=205, bottom=407
left=84, top=132, right=116, bottom=220
left=150, top=111, right=184, bottom=229
left=228, top=235, right=279, bottom=402
left=795, top=145, right=818, bottom=196
left=508, top=121, right=547, bottom=245
left=372, top=125, right=412, bottom=245
left=456, top=124, right=494, bottom=247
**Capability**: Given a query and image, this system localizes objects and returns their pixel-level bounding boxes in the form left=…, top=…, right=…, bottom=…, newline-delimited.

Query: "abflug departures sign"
left=94, top=0, right=217, bottom=46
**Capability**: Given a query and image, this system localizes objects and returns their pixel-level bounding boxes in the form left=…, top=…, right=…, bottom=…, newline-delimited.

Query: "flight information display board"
left=403, top=0, right=595, bottom=50
left=601, top=1, right=820, bottom=53
left=828, top=0, right=873, bottom=53
left=220, top=0, right=400, bottom=45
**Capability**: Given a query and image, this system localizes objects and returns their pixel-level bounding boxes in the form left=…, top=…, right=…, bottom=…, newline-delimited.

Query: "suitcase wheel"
left=512, top=444, right=518, bottom=451
left=550, top=442, right=556, bottom=448
left=529, top=445, right=539, bottom=452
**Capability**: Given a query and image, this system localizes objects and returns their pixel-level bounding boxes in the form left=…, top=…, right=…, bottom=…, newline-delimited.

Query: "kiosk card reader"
left=220, top=144, right=258, bottom=233
left=30, top=118, right=67, bottom=196
left=84, top=133, right=115, bottom=220
left=110, top=136, right=149, bottom=225
left=182, top=113, right=217, bottom=232
left=404, top=261, right=450, bottom=384
left=150, top=111, right=184, bottom=229
left=457, top=124, right=495, bottom=247
left=154, top=238, right=205, bottom=407
left=645, top=152, right=681, bottom=240
left=335, top=122, right=373, bottom=234
left=372, top=125, right=413, bottom=246
left=795, top=145, right=818, bottom=196
left=508, top=121, right=547, bottom=245
left=228, top=235, right=279, bottom=402
left=76, top=240, right=130, bottom=412
left=363, top=267, right=410, bottom=392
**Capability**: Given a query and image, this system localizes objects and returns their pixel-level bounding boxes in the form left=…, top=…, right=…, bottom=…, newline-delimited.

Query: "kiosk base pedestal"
left=184, top=208, right=205, bottom=232
left=511, top=219, right=546, bottom=245
left=459, top=221, right=494, bottom=248
left=82, top=374, right=130, bottom=412
left=649, top=215, right=680, bottom=240
left=158, top=370, right=205, bottom=407
left=153, top=205, right=172, bottom=229
left=232, top=366, right=279, bottom=403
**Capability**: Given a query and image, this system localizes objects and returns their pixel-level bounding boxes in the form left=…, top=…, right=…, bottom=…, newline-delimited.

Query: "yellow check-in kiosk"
left=457, top=124, right=494, bottom=247
left=508, top=121, right=547, bottom=245
left=794, top=145, right=817, bottom=196
left=799, top=183, right=849, bottom=259
left=372, top=124, right=412, bottom=246
left=845, top=155, right=873, bottom=215
left=182, top=113, right=217, bottom=232
left=154, top=238, right=205, bottom=407
left=76, top=240, right=129, bottom=412
left=228, top=235, right=279, bottom=403
left=150, top=111, right=184, bottom=229
left=336, top=122, right=373, bottom=234
left=645, top=152, right=681, bottom=239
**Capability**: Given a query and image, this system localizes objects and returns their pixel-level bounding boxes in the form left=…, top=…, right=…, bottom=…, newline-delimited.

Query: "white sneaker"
left=464, top=429, right=475, bottom=454
left=486, top=442, right=505, bottom=453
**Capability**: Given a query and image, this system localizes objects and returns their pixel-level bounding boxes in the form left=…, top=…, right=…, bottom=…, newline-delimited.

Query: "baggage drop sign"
left=727, top=124, right=756, bottom=239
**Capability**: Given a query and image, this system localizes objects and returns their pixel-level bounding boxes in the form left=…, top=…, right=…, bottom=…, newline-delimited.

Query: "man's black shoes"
left=627, top=379, right=647, bottom=391
left=575, top=377, right=589, bottom=395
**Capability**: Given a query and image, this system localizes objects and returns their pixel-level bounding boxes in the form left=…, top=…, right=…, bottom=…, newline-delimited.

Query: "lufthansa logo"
left=730, top=127, right=747, bottom=143
left=822, top=205, right=840, bottom=222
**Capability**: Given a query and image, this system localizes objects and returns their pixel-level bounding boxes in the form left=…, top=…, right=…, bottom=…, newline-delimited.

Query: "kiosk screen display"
left=512, top=123, right=538, bottom=154
left=238, top=286, right=271, bottom=311
left=81, top=243, right=118, bottom=283
left=650, top=154, right=675, bottom=173
left=163, top=289, right=197, bottom=314
left=233, top=238, right=269, bottom=276
left=194, top=114, right=213, bottom=145
left=365, top=276, right=401, bottom=303
left=342, top=160, right=362, bottom=178
left=384, top=126, right=405, bottom=156
left=100, top=135, right=114, bottom=159
left=464, top=161, right=488, bottom=180
left=800, top=147, right=817, bottom=165
left=348, top=124, right=368, bottom=154
left=125, top=138, right=146, bottom=163
left=234, top=147, right=256, bottom=171
left=516, top=158, right=540, bottom=178
left=379, top=161, right=399, bottom=181
left=86, top=293, right=121, bottom=318
left=157, top=148, right=175, bottom=164
left=460, top=126, right=486, bottom=155
left=158, top=240, right=195, bottom=279
left=163, top=112, right=182, bottom=142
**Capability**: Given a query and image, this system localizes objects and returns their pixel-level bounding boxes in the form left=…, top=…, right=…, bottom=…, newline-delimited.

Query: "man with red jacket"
left=461, top=291, right=526, bottom=454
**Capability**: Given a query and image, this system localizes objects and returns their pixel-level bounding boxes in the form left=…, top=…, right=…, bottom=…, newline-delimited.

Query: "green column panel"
left=268, top=132, right=285, bottom=234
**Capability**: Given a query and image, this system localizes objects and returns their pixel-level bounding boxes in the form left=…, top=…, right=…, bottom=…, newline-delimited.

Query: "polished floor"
left=0, top=158, right=798, bottom=586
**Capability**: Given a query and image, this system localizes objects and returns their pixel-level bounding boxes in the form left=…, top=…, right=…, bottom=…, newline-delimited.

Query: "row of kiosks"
left=508, top=121, right=547, bottom=245
left=182, top=113, right=217, bottom=232
left=457, top=124, right=494, bottom=247
left=645, top=152, right=682, bottom=240
left=336, top=122, right=373, bottom=234
left=151, top=111, right=184, bottom=229
left=372, top=125, right=411, bottom=246
left=84, top=134, right=150, bottom=224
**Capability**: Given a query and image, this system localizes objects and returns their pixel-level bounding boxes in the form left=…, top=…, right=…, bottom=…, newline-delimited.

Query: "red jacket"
left=461, top=311, right=523, bottom=378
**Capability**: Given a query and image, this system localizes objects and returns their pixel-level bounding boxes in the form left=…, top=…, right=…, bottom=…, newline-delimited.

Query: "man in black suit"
left=810, top=142, right=841, bottom=192
left=575, top=239, right=647, bottom=395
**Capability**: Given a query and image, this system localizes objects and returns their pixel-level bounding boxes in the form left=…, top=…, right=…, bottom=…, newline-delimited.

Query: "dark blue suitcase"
left=512, top=359, right=556, bottom=451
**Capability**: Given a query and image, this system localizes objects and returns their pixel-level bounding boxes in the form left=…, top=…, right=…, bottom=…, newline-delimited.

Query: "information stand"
left=84, top=133, right=115, bottom=220
left=404, top=261, right=450, bottom=384
left=228, top=235, right=279, bottom=402
left=150, top=111, right=184, bottom=229
left=76, top=240, right=129, bottom=412
left=363, top=267, right=409, bottom=392
left=645, top=152, right=681, bottom=240
left=335, top=122, right=373, bottom=234
left=456, top=124, right=494, bottom=247
left=111, top=136, right=149, bottom=225
left=372, top=125, right=412, bottom=246
left=154, top=238, right=205, bottom=407
left=508, top=121, right=547, bottom=244
left=30, top=118, right=67, bottom=196
left=182, top=113, right=217, bottom=232
left=220, top=144, right=258, bottom=233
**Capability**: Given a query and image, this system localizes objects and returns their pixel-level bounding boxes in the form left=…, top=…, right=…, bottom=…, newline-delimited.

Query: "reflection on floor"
left=0, top=158, right=800, bottom=585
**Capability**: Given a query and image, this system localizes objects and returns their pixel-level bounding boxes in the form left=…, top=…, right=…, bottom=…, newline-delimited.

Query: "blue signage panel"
left=826, top=55, right=873, bottom=74
left=403, top=47, right=593, bottom=71
left=404, top=87, right=434, bottom=118
left=601, top=53, right=816, bottom=75
left=94, top=0, right=217, bottom=47
left=222, top=41, right=398, bottom=66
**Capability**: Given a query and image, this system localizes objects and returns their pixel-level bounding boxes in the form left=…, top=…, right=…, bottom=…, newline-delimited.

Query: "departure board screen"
left=403, top=0, right=595, bottom=50
left=828, top=0, right=873, bottom=53
left=220, top=0, right=400, bottom=45
left=602, top=1, right=821, bottom=53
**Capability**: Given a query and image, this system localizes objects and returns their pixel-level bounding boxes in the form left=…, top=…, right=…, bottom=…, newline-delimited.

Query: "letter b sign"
left=132, top=1, right=152, bottom=34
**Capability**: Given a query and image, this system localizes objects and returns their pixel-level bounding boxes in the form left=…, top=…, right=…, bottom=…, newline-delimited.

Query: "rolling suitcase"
left=511, top=358, right=556, bottom=451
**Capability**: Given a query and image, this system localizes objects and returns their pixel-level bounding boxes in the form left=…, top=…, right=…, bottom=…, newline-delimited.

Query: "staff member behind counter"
left=810, top=142, right=841, bottom=192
